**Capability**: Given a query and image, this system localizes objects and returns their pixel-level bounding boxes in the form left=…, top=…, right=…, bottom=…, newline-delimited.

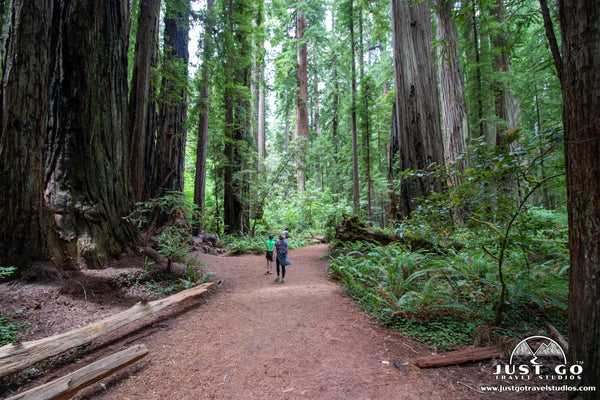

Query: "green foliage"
left=0, top=312, right=28, bottom=346
left=157, top=226, right=190, bottom=266
left=330, top=232, right=568, bottom=350
left=332, top=132, right=568, bottom=347
left=0, top=266, right=17, bottom=279
left=220, top=233, right=319, bottom=256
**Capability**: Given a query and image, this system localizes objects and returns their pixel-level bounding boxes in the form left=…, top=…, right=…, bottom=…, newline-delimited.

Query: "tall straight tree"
left=295, top=0, right=309, bottom=192
left=389, top=0, right=444, bottom=218
left=153, top=0, right=190, bottom=196
left=0, top=0, right=56, bottom=268
left=44, top=0, right=137, bottom=268
left=129, top=0, right=161, bottom=201
left=194, top=0, right=215, bottom=231
left=491, top=0, right=518, bottom=142
left=358, top=4, right=372, bottom=219
left=223, top=0, right=252, bottom=234
left=434, top=0, right=468, bottom=185
left=558, top=0, right=600, bottom=396
left=349, top=0, right=360, bottom=211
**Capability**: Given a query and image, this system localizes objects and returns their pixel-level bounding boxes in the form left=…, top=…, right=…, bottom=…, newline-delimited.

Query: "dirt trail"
left=77, top=244, right=492, bottom=399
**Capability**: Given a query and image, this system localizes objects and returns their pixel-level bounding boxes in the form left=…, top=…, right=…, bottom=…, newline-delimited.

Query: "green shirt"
left=266, top=239, right=275, bottom=252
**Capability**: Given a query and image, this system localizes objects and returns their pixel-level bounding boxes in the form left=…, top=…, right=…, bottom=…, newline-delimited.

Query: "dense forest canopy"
left=0, top=0, right=599, bottom=396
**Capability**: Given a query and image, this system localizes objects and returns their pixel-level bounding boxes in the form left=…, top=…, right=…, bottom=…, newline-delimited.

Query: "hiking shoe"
left=274, top=276, right=279, bottom=281
left=281, top=279, right=285, bottom=283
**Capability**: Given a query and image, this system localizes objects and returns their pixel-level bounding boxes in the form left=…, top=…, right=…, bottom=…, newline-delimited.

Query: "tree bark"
left=128, top=0, right=161, bottom=202
left=44, top=0, right=137, bottom=269
left=350, top=0, right=360, bottom=212
left=0, top=0, right=56, bottom=268
left=491, top=0, right=518, bottom=143
left=295, top=0, right=309, bottom=193
left=359, top=5, right=372, bottom=220
left=223, top=0, right=251, bottom=234
left=434, top=0, right=468, bottom=185
left=558, top=0, right=600, bottom=397
left=390, top=0, right=444, bottom=218
left=153, top=0, right=190, bottom=196
left=539, top=0, right=562, bottom=83
left=194, top=0, right=215, bottom=233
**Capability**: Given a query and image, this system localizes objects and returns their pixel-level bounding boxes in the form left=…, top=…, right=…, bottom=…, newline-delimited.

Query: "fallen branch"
left=414, top=346, right=502, bottom=368
left=6, top=344, right=149, bottom=400
left=0, top=282, right=213, bottom=378
left=547, top=323, right=569, bottom=354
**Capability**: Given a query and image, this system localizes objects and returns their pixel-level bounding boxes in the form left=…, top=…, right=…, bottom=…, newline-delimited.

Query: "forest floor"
left=1, top=244, right=567, bottom=399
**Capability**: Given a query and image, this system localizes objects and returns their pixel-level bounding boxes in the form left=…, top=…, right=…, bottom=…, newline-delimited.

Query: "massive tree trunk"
left=194, top=0, right=215, bottom=233
left=44, top=0, right=137, bottom=268
left=153, top=0, right=190, bottom=196
left=128, top=0, right=161, bottom=202
left=389, top=0, right=444, bottom=218
left=559, top=0, right=600, bottom=397
left=295, top=0, right=309, bottom=193
left=434, top=0, right=468, bottom=185
left=0, top=0, right=56, bottom=268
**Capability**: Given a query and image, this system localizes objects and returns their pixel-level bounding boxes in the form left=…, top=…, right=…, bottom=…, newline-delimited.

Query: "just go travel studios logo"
left=493, top=335, right=583, bottom=381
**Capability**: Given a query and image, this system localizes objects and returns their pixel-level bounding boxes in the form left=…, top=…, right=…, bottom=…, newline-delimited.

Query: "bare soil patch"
left=1, top=244, right=565, bottom=399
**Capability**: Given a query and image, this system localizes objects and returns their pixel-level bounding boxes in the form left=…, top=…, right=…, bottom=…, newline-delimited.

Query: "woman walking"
left=274, top=234, right=291, bottom=283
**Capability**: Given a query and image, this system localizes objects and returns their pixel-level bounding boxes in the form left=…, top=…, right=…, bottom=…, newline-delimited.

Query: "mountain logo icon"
left=509, top=335, right=567, bottom=366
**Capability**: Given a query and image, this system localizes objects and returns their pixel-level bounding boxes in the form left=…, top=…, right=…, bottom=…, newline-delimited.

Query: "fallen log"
left=335, top=214, right=400, bottom=245
left=0, top=282, right=213, bottom=378
left=414, top=346, right=503, bottom=368
left=5, top=344, right=149, bottom=400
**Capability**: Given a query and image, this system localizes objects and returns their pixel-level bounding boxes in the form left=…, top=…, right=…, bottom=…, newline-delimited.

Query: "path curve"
left=89, top=244, right=478, bottom=399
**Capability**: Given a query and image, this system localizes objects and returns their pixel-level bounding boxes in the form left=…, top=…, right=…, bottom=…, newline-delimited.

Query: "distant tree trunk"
left=284, top=108, right=290, bottom=153
left=144, top=19, right=160, bottom=202
left=256, top=0, right=266, bottom=161
left=388, top=102, right=400, bottom=222
left=491, top=0, right=518, bottom=143
left=223, top=0, right=251, bottom=235
left=470, top=0, right=485, bottom=138
left=194, top=0, right=215, bottom=233
left=539, top=0, right=563, bottom=84
left=331, top=48, right=340, bottom=195
left=153, top=0, right=190, bottom=196
left=390, top=0, right=444, bottom=218
left=434, top=0, right=468, bottom=185
left=128, top=0, right=161, bottom=202
left=44, top=0, right=137, bottom=268
left=295, top=0, right=309, bottom=193
left=313, top=66, right=320, bottom=136
left=0, top=0, right=56, bottom=268
left=559, top=0, right=600, bottom=397
left=349, top=0, right=360, bottom=212
left=359, top=6, right=372, bottom=220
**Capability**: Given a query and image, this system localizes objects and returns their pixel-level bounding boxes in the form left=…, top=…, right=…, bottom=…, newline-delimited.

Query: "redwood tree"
left=44, top=0, right=137, bottom=268
left=434, top=0, right=468, bottom=185
left=389, top=0, right=444, bottom=219
left=194, top=0, right=215, bottom=231
left=295, top=0, right=309, bottom=192
left=0, top=0, right=56, bottom=267
left=128, top=0, right=161, bottom=201
left=152, top=0, right=190, bottom=196
left=559, top=0, right=600, bottom=396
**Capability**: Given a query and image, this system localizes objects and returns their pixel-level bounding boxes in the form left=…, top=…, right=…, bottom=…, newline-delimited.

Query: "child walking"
left=265, top=234, right=275, bottom=274
left=274, top=234, right=291, bottom=283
